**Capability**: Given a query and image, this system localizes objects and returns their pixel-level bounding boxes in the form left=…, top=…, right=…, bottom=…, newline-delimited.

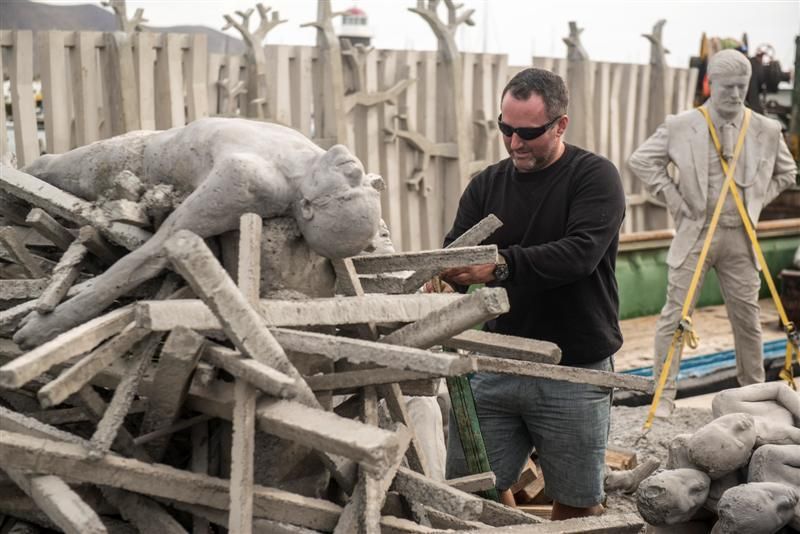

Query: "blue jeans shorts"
left=445, top=357, right=613, bottom=507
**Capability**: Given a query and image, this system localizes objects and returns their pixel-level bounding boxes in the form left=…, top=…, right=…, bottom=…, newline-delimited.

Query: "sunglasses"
left=497, top=114, right=561, bottom=140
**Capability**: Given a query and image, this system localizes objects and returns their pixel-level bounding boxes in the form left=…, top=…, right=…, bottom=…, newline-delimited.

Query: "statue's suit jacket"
left=629, top=108, right=797, bottom=268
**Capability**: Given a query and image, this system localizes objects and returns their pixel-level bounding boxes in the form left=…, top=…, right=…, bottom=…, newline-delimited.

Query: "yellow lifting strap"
left=644, top=106, right=800, bottom=431
left=698, top=108, right=800, bottom=391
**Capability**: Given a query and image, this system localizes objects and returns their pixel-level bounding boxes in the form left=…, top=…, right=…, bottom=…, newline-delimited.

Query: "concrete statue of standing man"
left=628, top=49, right=797, bottom=416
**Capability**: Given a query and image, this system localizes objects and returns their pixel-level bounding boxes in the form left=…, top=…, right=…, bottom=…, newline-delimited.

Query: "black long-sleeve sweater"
left=444, top=144, right=626, bottom=365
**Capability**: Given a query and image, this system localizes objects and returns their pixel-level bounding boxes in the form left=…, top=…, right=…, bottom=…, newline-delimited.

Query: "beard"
left=510, top=145, right=557, bottom=172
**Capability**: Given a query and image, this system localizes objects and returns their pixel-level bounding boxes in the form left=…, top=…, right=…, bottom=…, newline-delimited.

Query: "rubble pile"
left=0, top=164, right=647, bottom=533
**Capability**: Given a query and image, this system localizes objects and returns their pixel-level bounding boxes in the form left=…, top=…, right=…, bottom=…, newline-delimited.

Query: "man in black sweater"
left=440, top=68, right=626, bottom=519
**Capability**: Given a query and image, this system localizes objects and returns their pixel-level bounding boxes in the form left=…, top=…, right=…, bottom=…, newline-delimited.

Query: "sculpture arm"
left=763, top=132, right=798, bottom=207
left=628, top=123, right=684, bottom=217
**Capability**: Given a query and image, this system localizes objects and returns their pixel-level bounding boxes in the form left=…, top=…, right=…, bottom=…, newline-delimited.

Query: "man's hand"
left=440, top=263, right=496, bottom=286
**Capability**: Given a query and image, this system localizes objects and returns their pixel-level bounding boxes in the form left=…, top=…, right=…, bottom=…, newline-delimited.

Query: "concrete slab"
left=0, top=306, right=134, bottom=389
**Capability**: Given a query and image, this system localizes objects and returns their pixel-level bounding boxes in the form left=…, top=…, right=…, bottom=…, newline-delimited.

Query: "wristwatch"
left=493, top=254, right=510, bottom=282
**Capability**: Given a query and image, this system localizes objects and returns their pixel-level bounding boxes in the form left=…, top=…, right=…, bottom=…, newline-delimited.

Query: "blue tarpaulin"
left=622, top=339, right=789, bottom=380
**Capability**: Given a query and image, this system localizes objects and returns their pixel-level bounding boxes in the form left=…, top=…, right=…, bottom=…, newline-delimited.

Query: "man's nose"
left=510, top=133, right=525, bottom=149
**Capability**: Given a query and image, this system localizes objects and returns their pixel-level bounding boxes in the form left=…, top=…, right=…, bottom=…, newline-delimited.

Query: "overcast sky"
left=32, top=0, right=800, bottom=70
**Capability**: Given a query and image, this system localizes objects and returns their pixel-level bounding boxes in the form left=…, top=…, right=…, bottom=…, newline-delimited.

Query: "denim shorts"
left=445, top=357, right=613, bottom=507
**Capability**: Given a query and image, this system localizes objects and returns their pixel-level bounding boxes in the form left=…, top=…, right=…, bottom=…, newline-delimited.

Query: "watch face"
left=493, top=263, right=509, bottom=281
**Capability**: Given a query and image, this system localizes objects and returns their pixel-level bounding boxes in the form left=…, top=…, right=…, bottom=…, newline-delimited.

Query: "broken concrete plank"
left=101, top=487, right=188, bottom=534
left=89, top=334, right=160, bottom=457
left=231, top=213, right=259, bottom=534
left=2, top=470, right=107, bottom=534
left=0, top=300, right=37, bottom=336
left=334, top=424, right=411, bottom=534
left=0, top=306, right=134, bottom=388
left=381, top=288, right=509, bottom=349
left=361, top=386, right=379, bottom=426
left=104, top=200, right=149, bottom=227
left=139, top=326, right=205, bottom=461
left=25, top=207, right=75, bottom=251
left=379, top=384, right=430, bottom=477
left=350, top=245, right=498, bottom=274
left=392, top=466, right=483, bottom=520
left=0, top=404, right=83, bottom=445
left=378, top=515, right=439, bottom=533
left=72, top=386, right=150, bottom=462
left=0, top=430, right=343, bottom=531
left=0, top=278, right=48, bottom=300
left=134, top=414, right=213, bottom=447
left=256, top=398, right=404, bottom=475
left=165, top=501, right=322, bottom=534
left=422, top=505, right=492, bottom=530
left=403, top=214, right=503, bottom=292
left=0, top=405, right=177, bottom=531
left=305, top=368, right=431, bottom=393
left=271, top=328, right=475, bottom=376
left=36, top=241, right=88, bottom=313
left=25, top=401, right=145, bottom=426
left=78, top=226, right=120, bottom=265
left=474, top=356, right=655, bottom=393
left=203, top=343, right=296, bottom=398
left=478, top=498, right=544, bottom=526
left=25, top=407, right=91, bottom=426
left=230, top=379, right=257, bottom=534
left=0, top=193, right=32, bottom=226
left=236, top=212, right=262, bottom=306
left=359, top=273, right=407, bottom=295
left=134, top=293, right=462, bottom=331
left=444, top=330, right=561, bottom=365
left=0, top=226, right=45, bottom=277
left=164, top=230, right=317, bottom=408
left=190, top=421, right=211, bottom=534
left=445, top=472, right=497, bottom=494
left=332, top=257, right=377, bottom=340
left=0, top=164, right=151, bottom=250
left=37, top=323, right=148, bottom=408
left=471, top=513, right=644, bottom=533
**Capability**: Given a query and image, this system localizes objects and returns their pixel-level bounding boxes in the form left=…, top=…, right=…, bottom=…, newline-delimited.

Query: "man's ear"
left=555, top=115, right=569, bottom=137
left=300, top=198, right=314, bottom=220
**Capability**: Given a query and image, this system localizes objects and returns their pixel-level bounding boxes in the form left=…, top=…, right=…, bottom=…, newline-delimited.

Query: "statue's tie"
left=721, top=122, right=737, bottom=162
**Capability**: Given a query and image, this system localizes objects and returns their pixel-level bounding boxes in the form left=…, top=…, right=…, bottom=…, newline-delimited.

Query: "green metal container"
left=616, top=234, right=800, bottom=320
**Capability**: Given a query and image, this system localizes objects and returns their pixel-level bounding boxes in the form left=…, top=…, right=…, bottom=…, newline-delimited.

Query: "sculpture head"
left=688, top=413, right=756, bottom=478
left=499, top=68, right=569, bottom=172
left=296, top=145, right=382, bottom=259
left=714, top=482, right=798, bottom=533
left=707, top=49, right=751, bottom=120
left=637, top=468, right=710, bottom=525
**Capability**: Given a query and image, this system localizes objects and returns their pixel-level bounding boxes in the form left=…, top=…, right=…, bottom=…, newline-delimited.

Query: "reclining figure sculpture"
left=14, top=118, right=383, bottom=348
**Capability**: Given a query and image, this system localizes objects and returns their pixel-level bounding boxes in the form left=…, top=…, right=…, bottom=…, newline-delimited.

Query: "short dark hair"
left=501, top=68, right=569, bottom=120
